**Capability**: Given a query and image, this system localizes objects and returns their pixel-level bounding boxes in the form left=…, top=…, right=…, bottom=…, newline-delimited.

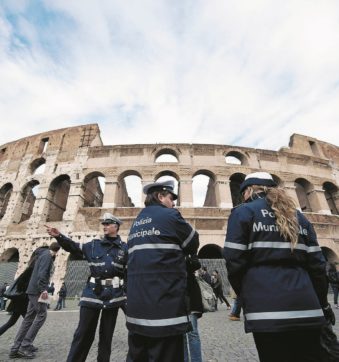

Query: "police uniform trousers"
left=126, top=333, right=184, bottom=362
left=253, top=329, right=322, bottom=362
left=67, top=306, right=119, bottom=362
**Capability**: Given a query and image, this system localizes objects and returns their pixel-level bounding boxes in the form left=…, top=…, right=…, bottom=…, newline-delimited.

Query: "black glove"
left=323, top=304, right=335, bottom=325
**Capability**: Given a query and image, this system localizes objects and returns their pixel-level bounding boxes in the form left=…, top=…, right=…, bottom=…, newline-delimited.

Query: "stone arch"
left=0, top=247, right=19, bottom=262
left=13, top=180, right=40, bottom=223
left=0, top=183, right=13, bottom=220
left=116, top=170, right=143, bottom=207
left=225, top=150, right=248, bottom=166
left=198, top=244, right=223, bottom=258
left=229, top=173, right=246, bottom=207
left=323, top=181, right=338, bottom=215
left=154, top=148, right=179, bottom=163
left=0, top=248, right=19, bottom=283
left=271, top=174, right=283, bottom=187
left=295, top=178, right=313, bottom=212
left=82, top=171, right=105, bottom=207
left=321, top=246, right=339, bottom=263
left=192, top=170, right=217, bottom=207
left=46, top=174, right=71, bottom=222
left=30, top=157, right=46, bottom=175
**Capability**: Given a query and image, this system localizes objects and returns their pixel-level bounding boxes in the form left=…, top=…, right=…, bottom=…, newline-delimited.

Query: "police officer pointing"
left=126, top=180, right=199, bottom=362
left=46, top=213, right=128, bottom=362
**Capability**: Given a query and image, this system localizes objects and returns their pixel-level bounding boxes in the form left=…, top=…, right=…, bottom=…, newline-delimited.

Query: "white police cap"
left=143, top=180, right=178, bottom=200
left=100, top=212, right=123, bottom=225
left=240, top=172, right=277, bottom=193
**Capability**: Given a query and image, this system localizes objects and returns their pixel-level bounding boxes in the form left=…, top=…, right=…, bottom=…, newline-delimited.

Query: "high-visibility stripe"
left=225, top=241, right=321, bottom=253
left=108, top=296, right=126, bottom=303
left=80, top=296, right=126, bottom=304
left=182, top=228, right=196, bottom=248
left=224, top=241, right=248, bottom=250
left=245, top=309, right=324, bottom=321
left=80, top=297, right=103, bottom=304
left=88, top=262, right=105, bottom=266
left=129, top=243, right=181, bottom=254
left=126, top=315, right=188, bottom=327
left=112, top=262, right=123, bottom=269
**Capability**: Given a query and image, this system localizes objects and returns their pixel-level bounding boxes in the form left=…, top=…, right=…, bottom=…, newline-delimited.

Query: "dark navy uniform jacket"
left=56, top=234, right=128, bottom=310
left=223, top=194, right=327, bottom=333
left=126, top=204, right=199, bottom=338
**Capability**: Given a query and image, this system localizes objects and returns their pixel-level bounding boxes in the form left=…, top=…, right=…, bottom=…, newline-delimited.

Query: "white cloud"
left=0, top=0, right=338, bottom=151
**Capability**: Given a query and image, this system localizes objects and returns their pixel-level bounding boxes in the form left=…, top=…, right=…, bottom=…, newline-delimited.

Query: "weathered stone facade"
left=0, top=123, right=338, bottom=294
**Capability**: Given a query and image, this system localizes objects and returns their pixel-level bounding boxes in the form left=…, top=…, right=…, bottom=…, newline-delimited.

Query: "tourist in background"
left=211, top=270, right=231, bottom=310
left=54, top=282, right=67, bottom=311
left=9, top=243, right=60, bottom=359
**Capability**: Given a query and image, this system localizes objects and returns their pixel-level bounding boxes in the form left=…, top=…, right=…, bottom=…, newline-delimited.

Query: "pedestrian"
left=0, top=248, right=44, bottom=337
left=211, top=270, right=231, bottom=310
left=328, top=263, right=339, bottom=309
left=200, top=266, right=212, bottom=285
left=184, top=256, right=204, bottom=362
left=126, top=180, right=199, bottom=362
left=46, top=212, right=128, bottom=362
left=223, top=171, right=334, bottom=362
left=9, top=242, right=60, bottom=359
left=54, top=282, right=67, bottom=310
left=47, top=282, right=55, bottom=296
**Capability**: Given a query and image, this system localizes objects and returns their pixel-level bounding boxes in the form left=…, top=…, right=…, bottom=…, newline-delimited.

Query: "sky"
left=0, top=0, right=339, bottom=152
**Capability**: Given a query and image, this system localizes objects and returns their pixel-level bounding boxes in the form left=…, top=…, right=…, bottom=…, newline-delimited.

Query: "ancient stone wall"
left=0, top=124, right=338, bottom=295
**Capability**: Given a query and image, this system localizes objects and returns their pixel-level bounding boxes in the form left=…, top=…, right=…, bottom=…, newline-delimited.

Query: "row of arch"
left=0, top=169, right=338, bottom=224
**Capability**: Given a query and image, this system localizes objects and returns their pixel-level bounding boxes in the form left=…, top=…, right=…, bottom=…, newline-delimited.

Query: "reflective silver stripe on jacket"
left=225, top=241, right=321, bottom=253
left=129, top=243, right=181, bottom=254
left=109, top=296, right=126, bottom=303
left=80, top=297, right=103, bottom=304
left=80, top=296, right=126, bottom=304
left=224, top=241, right=248, bottom=250
left=126, top=315, right=188, bottom=327
left=88, top=262, right=105, bottom=266
left=245, top=309, right=324, bottom=321
left=182, top=228, right=196, bottom=248
left=112, top=262, right=123, bottom=269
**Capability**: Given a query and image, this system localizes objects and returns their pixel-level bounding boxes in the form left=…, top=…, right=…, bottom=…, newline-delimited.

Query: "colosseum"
left=0, top=123, right=338, bottom=297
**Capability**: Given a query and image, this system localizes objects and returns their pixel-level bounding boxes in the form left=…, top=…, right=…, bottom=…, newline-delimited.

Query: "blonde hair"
left=248, top=185, right=299, bottom=250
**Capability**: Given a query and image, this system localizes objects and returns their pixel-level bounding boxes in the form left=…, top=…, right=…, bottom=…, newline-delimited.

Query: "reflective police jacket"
left=223, top=195, right=327, bottom=333
left=56, top=234, right=128, bottom=310
left=126, top=204, right=199, bottom=338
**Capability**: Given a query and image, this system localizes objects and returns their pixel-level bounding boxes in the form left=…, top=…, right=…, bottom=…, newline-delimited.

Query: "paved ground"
left=0, top=299, right=339, bottom=362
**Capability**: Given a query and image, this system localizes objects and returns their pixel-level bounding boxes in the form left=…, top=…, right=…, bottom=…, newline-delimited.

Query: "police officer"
left=126, top=180, right=199, bottom=362
left=223, top=172, right=334, bottom=362
left=46, top=213, right=128, bottom=362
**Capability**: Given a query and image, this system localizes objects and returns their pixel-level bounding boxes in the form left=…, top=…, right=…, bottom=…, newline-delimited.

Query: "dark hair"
left=202, top=266, right=207, bottom=271
left=49, top=242, right=60, bottom=252
left=144, top=190, right=172, bottom=206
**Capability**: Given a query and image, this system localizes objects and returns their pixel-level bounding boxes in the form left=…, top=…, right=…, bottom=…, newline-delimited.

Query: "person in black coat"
left=0, top=247, right=48, bottom=337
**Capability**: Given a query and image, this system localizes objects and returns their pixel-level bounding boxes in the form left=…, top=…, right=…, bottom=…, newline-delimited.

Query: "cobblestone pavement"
left=0, top=300, right=339, bottom=362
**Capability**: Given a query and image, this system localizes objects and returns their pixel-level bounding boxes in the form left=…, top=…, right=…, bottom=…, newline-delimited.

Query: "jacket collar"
left=101, top=235, right=121, bottom=247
